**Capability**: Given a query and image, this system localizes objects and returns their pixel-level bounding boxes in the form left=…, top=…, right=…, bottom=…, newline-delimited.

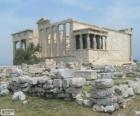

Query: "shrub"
left=13, top=43, right=41, bottom=65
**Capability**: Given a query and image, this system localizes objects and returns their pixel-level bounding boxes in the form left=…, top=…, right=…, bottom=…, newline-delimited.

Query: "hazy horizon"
left=0, top=0, right=140, bottom=65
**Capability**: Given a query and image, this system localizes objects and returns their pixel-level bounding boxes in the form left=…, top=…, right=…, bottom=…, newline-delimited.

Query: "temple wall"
left=88, top=30, right=131, bottom=65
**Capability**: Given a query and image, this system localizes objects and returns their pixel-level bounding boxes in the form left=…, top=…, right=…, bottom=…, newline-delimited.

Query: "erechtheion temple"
left=12, top=18, right=133, bottom=65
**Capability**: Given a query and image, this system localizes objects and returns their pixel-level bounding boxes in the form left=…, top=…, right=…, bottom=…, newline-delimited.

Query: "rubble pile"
left=113, top=79, right=140, bottom=98
left=92, top=79, right=126, bottom=113
left=1, top=63, right=140, bottom=113
left=88, top=64, right=140, bottom=79
left=8, top=74, right=86, bottom=100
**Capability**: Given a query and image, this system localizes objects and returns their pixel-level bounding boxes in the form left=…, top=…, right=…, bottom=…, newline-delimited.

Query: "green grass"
left=0, top=96, right=96, bottom=116
left=0, top=95, right=140, bottom=116
left=83, top=84, right=93, bottom=93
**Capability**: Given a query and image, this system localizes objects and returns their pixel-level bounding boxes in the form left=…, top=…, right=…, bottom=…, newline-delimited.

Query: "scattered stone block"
left=12, top=91, right=26, bottom=101
left=53, top=79, right=63, bottom=88
left=70, top=77, right=86, bottom=87
left=97, top=73, right=114, bottom=79
left=74, top=70, right=97, bottom=80
left=92, top=105, right=105, bottom=112
left=92, top=88, right=114, bottom=99
left=83, top=99, right=93, bottom=107
left=76, top=98, right=83, bottom=105
left=0, top=89, right=9, bottom=96
left=95, top=79, right=113, bottom=89
left=51, top=68, right=74, bottom=78
left=135, top=111, right=140, bottom=116
left=104, top=105, right=115, bottom=113
left=22, top=100, right=28, bottom=105
left=62, top=78, right=70, bottom=88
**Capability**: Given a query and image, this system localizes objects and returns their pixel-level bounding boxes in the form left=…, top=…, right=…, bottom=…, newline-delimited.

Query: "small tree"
left=13, top=43, right=41, bottom=65
left=13, top=48, right=25, bottom=65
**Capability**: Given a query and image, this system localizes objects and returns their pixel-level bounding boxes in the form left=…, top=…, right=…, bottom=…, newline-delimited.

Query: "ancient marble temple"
left=12, top=18, right=133, bottom=65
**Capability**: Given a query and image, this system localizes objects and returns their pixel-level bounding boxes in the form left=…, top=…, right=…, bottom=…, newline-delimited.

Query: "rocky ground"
left=1, top=62, right=140, bottom=115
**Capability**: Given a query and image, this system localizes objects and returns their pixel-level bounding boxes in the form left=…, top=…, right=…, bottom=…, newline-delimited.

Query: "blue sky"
left=0, top=0, right=140, bottom=65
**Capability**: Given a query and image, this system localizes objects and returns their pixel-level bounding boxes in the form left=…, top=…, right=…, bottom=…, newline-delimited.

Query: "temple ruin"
left=12, top=29, right=39, bottom=58
left=12, top=18, right=133, bottom=65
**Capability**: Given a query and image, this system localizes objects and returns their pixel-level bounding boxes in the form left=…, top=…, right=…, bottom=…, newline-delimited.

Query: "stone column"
left=24, top=40, right=26, bottom=50
left=100, top=36, right=103, bottom=49
left=94, top=34, right=97, bottom=50
left=130, top=34, right=133, bottom=61
left=90, top=34, right=94, bottom=49
left=39, top=29, right=45, bottom=58
left=102, top=36, right=106, bottom=50
left=57, top=25, right=60, bottom=56
left=20, top=40, right=22, bottom=49
left=53, top=26, right=57, bottom=57
left=13, top=41, right=16, bottom=59
left=45, top=29, right=48, bottom=57
left=99, top=35, right=102, bottom=49
left=102, top=36, right=104, bottom=50
left=63, top=24, right=66, bottom=55
left=87, top=33, right=90, bottom=49
left=80, top=34, right=83, bottom=49
left=104, top=36, right=107, bottom=50
left=69, top=22, right=73, bottom=53
left=50, top=27, right=53, bottom=57
left=26, top=39, right=30, bottom=49
left=41, top=29, right=46, bottom=58
left=92, top=34, right=95, bottom=49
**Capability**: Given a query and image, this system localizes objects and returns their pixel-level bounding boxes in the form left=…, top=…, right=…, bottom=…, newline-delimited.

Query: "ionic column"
left=26, top=39, right=30, bottom=49
left=39, top=29, right=45, bottom=58
left=104, top=37, right=107, bottom=50
left=13, top=41, right=16, bottom=58
left=20, top=40, right=22, bottom=49
left=53, top=26, right=57, bottom=57
left=69, top=22, right=73, bottom=52
left=92, top=34, right=95, bottom=48
left=90, top=34, right=94, bottom=49
left=94, top=34, right=97, bottom=50
left=80, top=34, right=83, bottom=49
left=130, top=34, right=133, bottom=61
left=41, top=29, right=46, bottom=58
left=100, top=35, right=103, bottom=49
left=87, top=34, right=90, bottom=49
left=102, top=36, right=105, bottom=50
left=45, top=30, right=48, bottom=57
left=56, top=25, right=60, bottom=56
left=99, top=35, right=102, bottom=49
left=63, top=24, right=66, bottom=55
left=50, top=27, right=53, bottom=57
left=24, top=40, right=26, bottom=50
